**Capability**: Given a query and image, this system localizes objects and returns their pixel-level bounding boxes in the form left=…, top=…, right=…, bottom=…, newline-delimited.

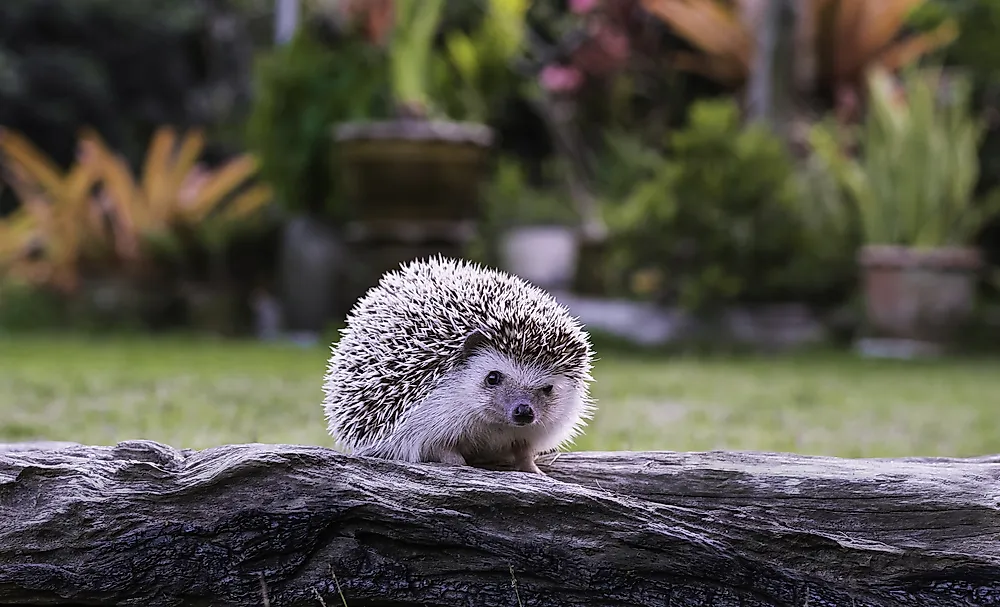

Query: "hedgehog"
left=322, top=255, right=596, bottom=474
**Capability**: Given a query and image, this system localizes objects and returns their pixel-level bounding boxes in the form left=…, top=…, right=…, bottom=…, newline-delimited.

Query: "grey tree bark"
left=1, top=440, right=998, bottom=607
left=744, top=0, right=797, bottom=138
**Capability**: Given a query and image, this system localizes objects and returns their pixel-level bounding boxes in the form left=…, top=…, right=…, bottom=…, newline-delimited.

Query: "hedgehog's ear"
left=460, top=329, right=490, bottom=361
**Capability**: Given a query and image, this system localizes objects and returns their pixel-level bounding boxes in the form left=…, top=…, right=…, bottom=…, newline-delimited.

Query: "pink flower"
left=539, top=64, right=584, bottom=94
left=569, top=0, right=599, bottom=14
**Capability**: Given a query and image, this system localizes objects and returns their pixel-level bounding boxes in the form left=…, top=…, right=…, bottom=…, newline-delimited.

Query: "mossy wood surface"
left=0, top=441, right=997, bottom=606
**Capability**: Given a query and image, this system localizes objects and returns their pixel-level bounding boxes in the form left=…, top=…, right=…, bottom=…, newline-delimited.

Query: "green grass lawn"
left=0, top=334, right=998, bottom=458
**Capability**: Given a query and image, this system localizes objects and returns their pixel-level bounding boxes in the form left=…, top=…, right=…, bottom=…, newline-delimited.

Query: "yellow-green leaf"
left=446, top=32, right=479, bottom=84
left=220, top=184, right=274, bottom=221
left=184, top=155, right=261, bottom=222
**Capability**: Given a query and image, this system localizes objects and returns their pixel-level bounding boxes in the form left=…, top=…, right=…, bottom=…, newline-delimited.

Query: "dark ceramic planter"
left=857, top=245, right=982, bottom=348
left=334, top=118, right=493, bottom=224
left=333, top=118, right=494, bottom=294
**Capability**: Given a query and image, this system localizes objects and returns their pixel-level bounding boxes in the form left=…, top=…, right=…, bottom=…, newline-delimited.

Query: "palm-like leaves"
left=0, top=128, right=101, bottom=292
left=809, top=67, right=999, bottom=247
left=640, top=0, right=958, bottom=100
left=0, top=126, right=273, bottom=293
left=389, top=0, right=446, bottom=114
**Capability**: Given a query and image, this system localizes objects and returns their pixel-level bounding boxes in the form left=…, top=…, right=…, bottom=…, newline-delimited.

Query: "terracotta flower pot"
left=857, top=245, right=982, bottom=346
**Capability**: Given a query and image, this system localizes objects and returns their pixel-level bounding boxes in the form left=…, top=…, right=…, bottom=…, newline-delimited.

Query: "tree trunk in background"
left=744, top=0, right=798, bottom=140
left=274, top=0, right=300, bottom=44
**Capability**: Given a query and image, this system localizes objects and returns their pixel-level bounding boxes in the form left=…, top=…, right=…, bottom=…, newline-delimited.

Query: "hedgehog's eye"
left=540, top=384, right=554, bottom=395
left=485, top=371, right=503, bottom=386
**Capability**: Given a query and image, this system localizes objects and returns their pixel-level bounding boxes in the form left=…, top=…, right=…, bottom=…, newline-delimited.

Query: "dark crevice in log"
left=0, top=441, right=998, bottom=606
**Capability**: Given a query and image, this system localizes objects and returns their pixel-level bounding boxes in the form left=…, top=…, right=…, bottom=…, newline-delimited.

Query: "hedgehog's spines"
left=322, top=255, right=596, bottom=457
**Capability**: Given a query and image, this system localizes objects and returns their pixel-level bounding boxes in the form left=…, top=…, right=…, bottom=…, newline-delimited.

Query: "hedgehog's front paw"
left=517, top=460, right=545, bottom=475
left=512, top=450, right=544, bottom=475
left=433, top=450, right=468, bottom=467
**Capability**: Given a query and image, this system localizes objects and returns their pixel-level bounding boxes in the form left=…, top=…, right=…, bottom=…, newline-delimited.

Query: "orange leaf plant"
left=0, top=126, right=273, bottom=294
left=640, top=0, right=958, bottom=118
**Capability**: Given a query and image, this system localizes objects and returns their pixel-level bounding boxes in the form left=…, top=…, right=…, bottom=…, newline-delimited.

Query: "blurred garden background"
left=1, top=0, right=999, bottom=456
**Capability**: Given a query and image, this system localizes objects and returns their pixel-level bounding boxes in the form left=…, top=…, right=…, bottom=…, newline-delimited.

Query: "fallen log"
left=0, top=440, right=998, bottom=607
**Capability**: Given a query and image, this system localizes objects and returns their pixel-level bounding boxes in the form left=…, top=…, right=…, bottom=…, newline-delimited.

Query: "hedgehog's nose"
left=511, top=403, right=535, bottom=425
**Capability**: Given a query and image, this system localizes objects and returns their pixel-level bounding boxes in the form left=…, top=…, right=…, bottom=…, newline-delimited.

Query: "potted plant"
left=332, top=0, right=527, bottom=295
left=482, top=157, right=580, bottom=291
left=0, top=126, right=272, bottom=333
left=810, top=66, right=1000, bottom=355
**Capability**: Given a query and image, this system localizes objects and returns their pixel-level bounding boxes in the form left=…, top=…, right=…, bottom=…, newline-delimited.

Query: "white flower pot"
left=500, top=225, right=579, bottom=291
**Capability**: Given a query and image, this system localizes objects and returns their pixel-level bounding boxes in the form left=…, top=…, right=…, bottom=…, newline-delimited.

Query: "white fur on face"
left=359, top=348, right=593, bottom=465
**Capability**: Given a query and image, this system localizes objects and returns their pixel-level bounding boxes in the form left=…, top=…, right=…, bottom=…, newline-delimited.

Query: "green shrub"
left=433, top=0, right=529, bottom=122
left=483, top=157, right=578, bottom=227
left=607, top=98, right=855, bottom=310
left=245, top=26, right=389, bottom=220
left=0, top=281, right=69, bottom=333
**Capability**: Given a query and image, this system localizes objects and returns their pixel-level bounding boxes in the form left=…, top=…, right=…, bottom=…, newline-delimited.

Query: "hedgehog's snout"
left=510, top=402, right=535, bottom=426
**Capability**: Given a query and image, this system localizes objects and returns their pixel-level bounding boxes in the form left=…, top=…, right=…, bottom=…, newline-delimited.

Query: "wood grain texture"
left=0, top=440, right=998, bottom=607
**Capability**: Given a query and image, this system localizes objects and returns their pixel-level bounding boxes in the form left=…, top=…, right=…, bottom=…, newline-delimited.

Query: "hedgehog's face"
left=480, top=358, right=553, bottom=426
left=460, top=347, right=581, bottom=430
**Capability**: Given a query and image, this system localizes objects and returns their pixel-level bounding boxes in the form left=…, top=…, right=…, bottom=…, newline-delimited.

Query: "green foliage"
left=377, top=0, right=530, bottom=121
left=436, top=0, right=530, bottom=122
left=0, top=281, right=69, bottom=333
left=607, top=98, right=854, bottom=310
left=911, top=0, right=1000, bottom=82
left=595, top=129, right=666, bottom=203
left=389, top=0, right=446, bottom=114
left=809, top=67, right=1000, bottom=247
left=245, top=28, right=388, bottom=219
left=793, top=150, right=864, bottom=274
left=483, top=157, right=578, bottom=227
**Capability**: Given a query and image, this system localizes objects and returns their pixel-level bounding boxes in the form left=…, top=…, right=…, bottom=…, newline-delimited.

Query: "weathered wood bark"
left=1, top=441, right=998, bottom=607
